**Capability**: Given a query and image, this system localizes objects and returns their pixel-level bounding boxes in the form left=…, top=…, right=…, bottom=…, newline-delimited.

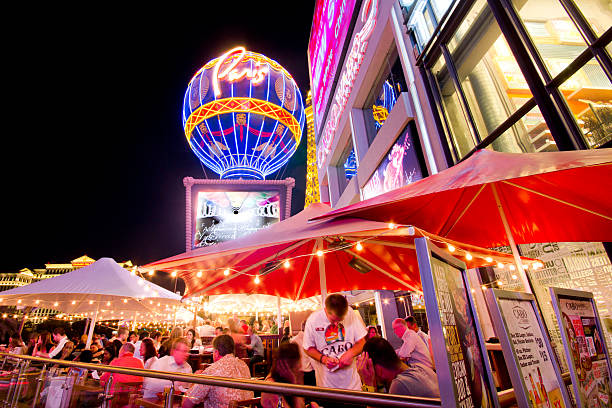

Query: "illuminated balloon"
left=183, top=47, right=305, bottom=180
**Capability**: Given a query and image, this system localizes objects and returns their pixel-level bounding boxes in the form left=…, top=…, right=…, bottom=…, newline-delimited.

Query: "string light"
left=54, top=302, right=58, bottom=307
left=481, top=285, right=487, bottom=291
left=485, top=257, right=493, bottom=263
left=196, top=271, right=202, bottom=278
left=284, top=260, right=291, bottom=269
left=511, top=274, right=518, bottom=280
left=35, top=300, right=40, bottom=304
left=509, top=264, right=516, bottom=271
left=71, top=300, right=76, bottom=305
left=148, top=270, right=154, bottom=276
left=388, top=223, right=396, bottom=229
left=89, top=300, right=94, bottom=305
left=254, top=275, right=260, bottom=284
left=17, top=299, right=22, bottom=304
left=522, top=265, right=528, bottom=270
left=465, top=253, right=473, bottom=261
left=123, top=299, right=127, bottom=303
left=497, top=281, right=503, bottom=287
left=447, top=244, right=455, bottom=252
left=497, top=262, right=505, bottom=269
left=355, top=242, right=363, bottom=251
left=107, top=301, right=111, bottom=306
left=316, top=250, right=324, bottom=257
left=171, top=271, right=177, bottom=277
left=224, top=269, right=230, bottom=276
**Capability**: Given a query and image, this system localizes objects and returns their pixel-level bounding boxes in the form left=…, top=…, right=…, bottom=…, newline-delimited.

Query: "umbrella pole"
left=276, top=296, right=282, bottom=335
left=317, top=239, right=327, bottom=306
left=491, top=184, right=532, bottom=293
left=86, top=307, right=98, bottom=349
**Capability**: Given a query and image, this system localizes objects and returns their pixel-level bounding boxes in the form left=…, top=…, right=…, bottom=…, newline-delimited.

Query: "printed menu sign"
left=498, top=298, right=568, bottom=408
left=431, top=257, right=495, bottom=408
left=558, top=296, right=611, bottom=408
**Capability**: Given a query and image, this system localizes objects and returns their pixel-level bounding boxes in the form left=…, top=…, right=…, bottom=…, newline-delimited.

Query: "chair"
left=229, top=396, right=262, bottom=407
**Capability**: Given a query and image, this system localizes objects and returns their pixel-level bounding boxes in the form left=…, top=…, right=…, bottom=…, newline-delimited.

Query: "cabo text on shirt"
left=302, top=308, right=367, bottom=390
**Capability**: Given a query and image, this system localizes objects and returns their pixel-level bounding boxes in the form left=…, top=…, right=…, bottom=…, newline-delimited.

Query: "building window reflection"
left=364, top=51, right=407, bottom=144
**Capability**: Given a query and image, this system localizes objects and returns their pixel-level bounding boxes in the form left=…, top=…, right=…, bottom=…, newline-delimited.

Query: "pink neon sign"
left=317, top=0, right=378, bottom=168
left=308, top=0, right=358, bottom=132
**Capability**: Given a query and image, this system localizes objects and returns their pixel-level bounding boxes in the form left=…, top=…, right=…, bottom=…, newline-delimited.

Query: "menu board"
left=416, top=237, right=498, bottom=408
left=487, top=290, right=569, bottom=408
left=551, top=289, right=612, bottom=408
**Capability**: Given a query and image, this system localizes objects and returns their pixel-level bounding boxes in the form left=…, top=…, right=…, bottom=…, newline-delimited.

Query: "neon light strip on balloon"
left=184, top=97, right=302, bottom=145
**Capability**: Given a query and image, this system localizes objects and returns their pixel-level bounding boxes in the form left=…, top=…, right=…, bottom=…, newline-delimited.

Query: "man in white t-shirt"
left=392, top=318, right=433, bottom=369
left=303, top=294, right=367, bottom=390
left=197, top=320, right=216, bottom=337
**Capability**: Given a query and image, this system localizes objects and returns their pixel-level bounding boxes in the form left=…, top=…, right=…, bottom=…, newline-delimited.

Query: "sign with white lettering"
left=485, top=289, right=570, bottom=408
left=550, top=288, right=612, bottom=408
left=415, top=237, right=499, bottom=408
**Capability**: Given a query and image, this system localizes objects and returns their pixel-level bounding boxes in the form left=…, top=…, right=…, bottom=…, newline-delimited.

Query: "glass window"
left=447, top=1, right=534, bottom=148
left=336, top=142, right=357, bottom=195
left=363, top=51, right=407, bottom=143
left=491, top=104, right=558, bottom=153
left=573, top=0, right=612, bottom=38
left=559, top=58, right=612, bottom=148
left=511, top=0, right=588, bottom=78
left=405, top=0, right=455, bottom=51
left=432, top=56, right=477, bottom=158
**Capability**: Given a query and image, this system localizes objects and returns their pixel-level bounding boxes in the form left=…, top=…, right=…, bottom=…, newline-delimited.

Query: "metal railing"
left=1, top=353, right=441, bottom=408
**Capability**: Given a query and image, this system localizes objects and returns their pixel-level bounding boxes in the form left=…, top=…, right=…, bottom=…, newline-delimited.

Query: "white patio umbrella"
left=0, top=257, right=181, bottom=347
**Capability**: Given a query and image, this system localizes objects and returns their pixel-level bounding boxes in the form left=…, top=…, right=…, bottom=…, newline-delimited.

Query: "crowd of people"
left=0, top=294, right=439, bottom=407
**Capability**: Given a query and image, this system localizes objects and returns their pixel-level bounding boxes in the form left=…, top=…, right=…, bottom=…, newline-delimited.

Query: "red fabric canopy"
left=145, top=203, right=536, bottom=300
left=311, top=149, right=612, bottom=248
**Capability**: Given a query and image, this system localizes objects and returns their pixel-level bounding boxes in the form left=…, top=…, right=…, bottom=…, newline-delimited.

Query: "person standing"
left=303, top=294, right=367, bottom=390
left=392, top=319, right=433, bottom=369
left=291, top=321, right=316, bottom=387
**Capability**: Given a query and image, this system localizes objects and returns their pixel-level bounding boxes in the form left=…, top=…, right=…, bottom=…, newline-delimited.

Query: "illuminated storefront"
left=309, top=0, right=611, bottom=367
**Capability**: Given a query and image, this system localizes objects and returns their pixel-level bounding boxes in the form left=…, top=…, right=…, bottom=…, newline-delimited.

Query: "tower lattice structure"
left=304, top=91, right=320, bottom=208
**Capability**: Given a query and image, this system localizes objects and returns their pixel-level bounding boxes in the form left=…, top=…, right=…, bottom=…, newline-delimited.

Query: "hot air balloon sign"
left=183, top=47, right=305, bottom=180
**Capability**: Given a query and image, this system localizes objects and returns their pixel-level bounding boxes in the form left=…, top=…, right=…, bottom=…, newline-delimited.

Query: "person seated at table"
left=76, top=349, right=93, bottom=363
left=392, top=318, right=433, bottom=369
left=143, top=338, right=192, bottom=399
left=240, top=319, right=249, bottom=334
left=158, top=327, right=183, bottom=358
left=186, top=329, right=202, bottom=349
left=25, top=332, right=39, bottom=355
left=102, top=345, right=118, bottom=364
left=198, top=320, right=216, bottom=338
left=280, top=326, right=291, bottom=344
left=151, top=331, right=162, bottom=351
left=261, top=342, right=320, bottom=408
left=100, top=343, right=144, bottom=387
left=357, top=337, right=439, bottom=399
left=260, top=321, right=270, bottom=333
left=75, top=334, right=88, bottom=351
left=7, top=335, right=25, bottom=355
left=365, top=326, right=380, bottom=341
left=133, top=330, right=149, bottom=359
left=214, top=327, right=224, bottom=336
left=246, top=325, right=264, bottom=369
left=140, top=338, right=158, bottom=369
left=36, top=331, right=53, bottom=354
left=34, top=327, right=69, bottom=359
left=182, top=334, right=252, bottom=408
left=228, top=319, right=247, bottom=358
left=90, top=344, right=104, bottom=363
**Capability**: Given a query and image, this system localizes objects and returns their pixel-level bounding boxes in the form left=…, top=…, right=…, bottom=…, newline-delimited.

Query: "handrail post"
left=11, top=360, right=30, bottom=408
left=4, top=360, right=22, bottom=408
left=164, top=382, right=175, bottom=408
left=0, top=355, right=7, bottom=371
left=31, top=363, right=47, bottom=408
left=100, top=373, right=114, bottom=408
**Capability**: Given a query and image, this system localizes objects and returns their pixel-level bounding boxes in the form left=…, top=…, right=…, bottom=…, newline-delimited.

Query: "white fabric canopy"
left=0, top=257, right=181, bottom=319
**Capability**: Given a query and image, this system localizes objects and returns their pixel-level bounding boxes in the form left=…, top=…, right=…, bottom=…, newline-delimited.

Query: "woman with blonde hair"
left=158, top=327, right=183, bottom=357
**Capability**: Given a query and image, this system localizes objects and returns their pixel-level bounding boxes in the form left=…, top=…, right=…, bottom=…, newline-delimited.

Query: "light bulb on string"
left=224, top=269, right=230, bottom=276
left=497, top=262, right=504, bottom=269
left=316, top=250, right=324, bottom=257
left=196, top=271, right=202, bottom=278
left=465, top=253, right=473, bottom=261
left=388, top=223, right=396, bottom=229
left=447, top=244, right=455, bottom=252
left=511, top=274, right=518, bottom=280
left=171, top=271, right=177, bottom=277
left=355, top=242, right=363, bottom=251
left=485, top=257, right=493, bottom=263
left=284, top=260, right=290, bottom=269
left=509, top=264, right=516, bottom=271
left=254, top=275, right=260, bottom=284
left=148, top=270, right=154, bottom=276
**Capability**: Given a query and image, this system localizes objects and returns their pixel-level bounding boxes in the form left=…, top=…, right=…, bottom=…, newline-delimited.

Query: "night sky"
left=3, top=3, right=315, bottom=274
